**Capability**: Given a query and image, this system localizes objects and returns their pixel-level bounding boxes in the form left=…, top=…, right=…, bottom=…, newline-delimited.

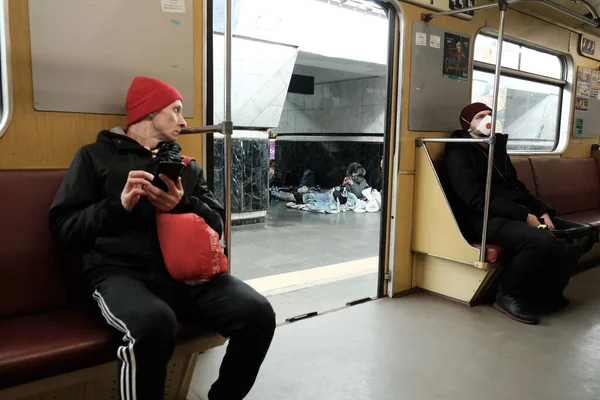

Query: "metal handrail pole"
left=223, top=0, right=233, bottom=270
left=480, top=0, right=508, bottom=263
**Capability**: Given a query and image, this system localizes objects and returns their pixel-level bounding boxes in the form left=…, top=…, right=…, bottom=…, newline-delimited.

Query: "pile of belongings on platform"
left=283, top=186, right=382, bottom=214
left=270, top=163, right=382, bottom=214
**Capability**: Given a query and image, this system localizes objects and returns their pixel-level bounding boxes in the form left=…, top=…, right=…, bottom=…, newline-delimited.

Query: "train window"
left=472, top=33, right=566, bottom=152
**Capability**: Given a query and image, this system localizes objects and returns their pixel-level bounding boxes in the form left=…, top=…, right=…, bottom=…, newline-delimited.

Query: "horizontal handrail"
left=416, top=137, right=495, bottom=146
left=421, top=0, right=521, bottom=21
left=473, top=61, right=567, bottom=86
left=180, top=125, right=222, bottom=135
left=180, top=124, right=273, bottom=135
left=422, top=0, right=600, bottom=28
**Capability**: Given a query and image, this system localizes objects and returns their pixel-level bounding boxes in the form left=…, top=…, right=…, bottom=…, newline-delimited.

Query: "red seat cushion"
left=531, top=158, right=600, bottom=216
left=471, top=243, right=503, bottom=263
left=0, top=169, right=222, bottom=390
left=0, top=309, right=219, bottom=389
left=511, top=157, right=536, bottom=194
left=0, top=169, right=82, bottom=319
left=561, top=209, right=600, bottom=229
left=0, top=309, right=118, bottom=389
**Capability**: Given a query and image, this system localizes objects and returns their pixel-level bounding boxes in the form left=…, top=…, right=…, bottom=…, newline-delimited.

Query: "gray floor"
left=267, top=272, right=377, bottom=324
left=190, top=267, right=600, bottom=400
left=231, top=202, right=381, bottom=281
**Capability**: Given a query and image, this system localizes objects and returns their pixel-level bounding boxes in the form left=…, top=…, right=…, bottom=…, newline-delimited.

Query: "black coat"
left=49, top=129, right=225, bottom=282
left=444, top=130, right=554, bottom=237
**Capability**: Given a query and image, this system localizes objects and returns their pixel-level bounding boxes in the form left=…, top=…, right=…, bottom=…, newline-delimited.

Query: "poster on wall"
left=576, top=97, right=589, bottom=111
left=592, top=71, right=600, bottom=99
left=575, top=118, right=584, bottom=136
left=575, top=67, right=600, bottom=112
left=577, top=67, right=591, bottom=102
left=442, top=33, right=469, bottom=81
left=573, top=66, right=600, bottom=140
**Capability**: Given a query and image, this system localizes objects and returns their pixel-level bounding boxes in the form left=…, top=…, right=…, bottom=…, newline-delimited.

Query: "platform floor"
left=231, top=201, right=381, bottom=281
left=189, top=266, right=600, bottom=400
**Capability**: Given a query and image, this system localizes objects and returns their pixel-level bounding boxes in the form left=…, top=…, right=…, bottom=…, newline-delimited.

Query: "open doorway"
left=208, top=0, right=393, bottom=323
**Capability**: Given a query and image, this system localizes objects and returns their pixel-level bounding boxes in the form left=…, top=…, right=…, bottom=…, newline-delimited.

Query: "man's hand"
left=526, top=213, right=541, bottom=228
left=145, top=174, right=184, bottom=212
left=541, top=213, right=555, bottom=230
left=121, top=171, right=153, bottom=212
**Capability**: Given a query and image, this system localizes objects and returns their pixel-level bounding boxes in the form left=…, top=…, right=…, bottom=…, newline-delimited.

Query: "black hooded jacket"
left=444, top=130, right=554, bottom=232
left=49, top=129, right=225, bottom=280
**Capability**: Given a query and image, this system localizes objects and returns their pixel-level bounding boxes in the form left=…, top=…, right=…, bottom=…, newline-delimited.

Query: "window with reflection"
left=472, top=34, right=565, bottom=152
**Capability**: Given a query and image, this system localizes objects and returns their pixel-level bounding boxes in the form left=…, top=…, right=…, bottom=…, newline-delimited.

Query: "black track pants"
left=92, top=271, right=276, bottom=400
left=484, top=218, right=568, bottom=298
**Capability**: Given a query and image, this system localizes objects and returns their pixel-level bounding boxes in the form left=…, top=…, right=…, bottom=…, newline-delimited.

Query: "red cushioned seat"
left=0, top=309, right=217, bottom=390
left=531, top=158, right=600, bottom=216
left=0, top=169, right=221, bottom=390
left=471, top=243, right=503, bottom=263
left=0, top=310, right=118, bottom=389
left=511, top=157, right=536, bottom=194
left=561, top=209, right=600, bottom=229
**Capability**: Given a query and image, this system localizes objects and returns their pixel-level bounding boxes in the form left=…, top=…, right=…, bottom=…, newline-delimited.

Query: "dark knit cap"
left=459, top=102, right=492, bottom=131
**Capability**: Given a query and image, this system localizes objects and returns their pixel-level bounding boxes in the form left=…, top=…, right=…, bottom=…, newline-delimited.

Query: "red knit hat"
left=125, top=77, right=183, bottom=126
left=460, top=102, right=492, bottom=131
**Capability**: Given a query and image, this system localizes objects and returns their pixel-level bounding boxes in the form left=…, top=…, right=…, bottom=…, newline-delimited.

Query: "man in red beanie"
left=444, top=102, right=570, bottom=325
left=49, top=76, right=275, bottom=400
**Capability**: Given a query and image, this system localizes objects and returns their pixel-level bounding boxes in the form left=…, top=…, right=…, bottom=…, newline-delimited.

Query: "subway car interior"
left=2, top=0, right=600, bottom=399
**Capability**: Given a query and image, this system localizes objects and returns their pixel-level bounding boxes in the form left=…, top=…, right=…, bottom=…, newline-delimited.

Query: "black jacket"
left=444, top=131, right=554, bottom=230
left=49, top=129, right=225, bottom=280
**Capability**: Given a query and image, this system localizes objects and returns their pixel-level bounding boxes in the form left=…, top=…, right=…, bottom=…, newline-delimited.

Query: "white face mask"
left=474, top=115, right=493, bottom=136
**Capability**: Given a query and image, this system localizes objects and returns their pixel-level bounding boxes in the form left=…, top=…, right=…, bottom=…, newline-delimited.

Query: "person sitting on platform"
left=342, top=162, right=370, bottom=200
left=444, top=102, right=569, bottom=325
left=49, top=76, right=275, bottom=400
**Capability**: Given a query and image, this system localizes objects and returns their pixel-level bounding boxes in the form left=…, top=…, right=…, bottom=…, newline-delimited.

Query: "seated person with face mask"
left=444, top=102, right=569, bottom=325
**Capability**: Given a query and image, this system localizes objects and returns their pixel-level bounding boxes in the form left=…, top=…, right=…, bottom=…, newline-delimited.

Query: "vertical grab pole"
left=223, top=0, right=234, bottom=271
left=480, top=0, right=508, bottom=263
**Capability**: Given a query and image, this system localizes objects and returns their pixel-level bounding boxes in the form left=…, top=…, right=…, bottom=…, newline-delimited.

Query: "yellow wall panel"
left=0, top=0, right=205, bottom=170
left=391, top=173, right=415, bottom=293
left=415, top=254, right=487, bottom=304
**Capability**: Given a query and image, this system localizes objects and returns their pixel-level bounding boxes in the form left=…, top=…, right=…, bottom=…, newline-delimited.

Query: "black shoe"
left=494, top=294, right=540, bottom=324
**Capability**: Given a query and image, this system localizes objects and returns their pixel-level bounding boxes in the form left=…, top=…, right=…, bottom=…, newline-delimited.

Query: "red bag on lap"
left=156, top=156, right=228, bottom=282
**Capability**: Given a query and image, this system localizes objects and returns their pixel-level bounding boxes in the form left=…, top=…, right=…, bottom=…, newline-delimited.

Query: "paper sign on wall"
left=416, top=32, right=427, bottom=46
left=162, top=0, right=186, bottom=13
left=575, top=118, right=584, bottom=136
left=430, top=35, right=441, bottom=49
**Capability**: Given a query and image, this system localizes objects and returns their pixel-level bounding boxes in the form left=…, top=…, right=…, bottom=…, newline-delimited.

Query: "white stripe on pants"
left=93, top=290, right=138, bottom=400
